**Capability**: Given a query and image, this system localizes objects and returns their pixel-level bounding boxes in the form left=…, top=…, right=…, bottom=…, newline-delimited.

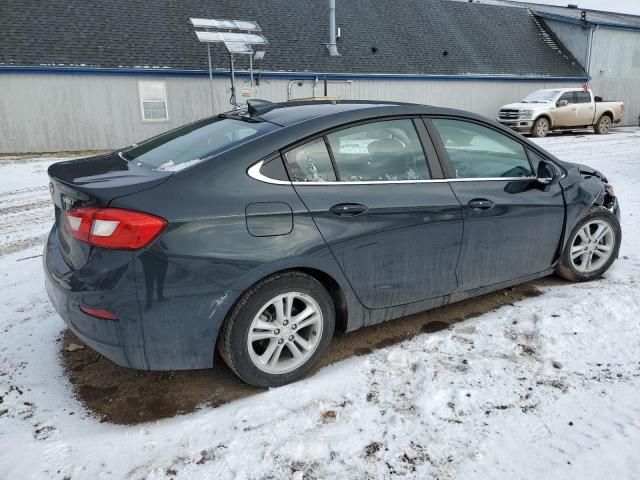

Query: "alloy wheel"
left=246, top=292, right=323, bottom=374
left=536, top=118, right=549, bottom=137
left=569, top=219, right=615, bottom=273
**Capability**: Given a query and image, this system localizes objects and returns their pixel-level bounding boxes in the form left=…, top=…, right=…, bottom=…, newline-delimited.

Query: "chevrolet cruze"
left=45, top=100, right=621, bottom=387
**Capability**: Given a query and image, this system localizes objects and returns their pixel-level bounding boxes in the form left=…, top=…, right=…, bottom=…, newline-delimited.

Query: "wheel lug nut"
left=283, top=320, right=289, bottom=326
left=278, top=338, right=284, bottom=345
left=288, top=335, right=294, bottom=341
left=274, top=329, right=280, bottom=335
left=292, top=324, right=297, bottom=330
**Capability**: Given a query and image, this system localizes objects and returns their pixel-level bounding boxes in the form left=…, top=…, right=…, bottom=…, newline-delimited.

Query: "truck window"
left=558, top=92, right=575, bottom=104
left=575, top=91, right=591, bottom=103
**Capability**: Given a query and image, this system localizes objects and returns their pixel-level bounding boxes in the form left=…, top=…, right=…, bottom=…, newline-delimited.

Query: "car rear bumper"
left=44, top=227, right=151, bottom=369
left=46, top=276, right=146, bottom=368
left=44, top=226, right=238, bottom=370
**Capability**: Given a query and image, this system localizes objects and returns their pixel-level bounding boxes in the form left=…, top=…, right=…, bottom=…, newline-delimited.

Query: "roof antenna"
left=247, top=99, right=275, bottom=116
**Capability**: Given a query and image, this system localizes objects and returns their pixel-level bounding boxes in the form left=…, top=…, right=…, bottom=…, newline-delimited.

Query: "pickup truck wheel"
left=594, top=115, right=611, bottom=135
left=556, top=206, right=621, bottom=282
left=531, top=117, right=549, bottom=138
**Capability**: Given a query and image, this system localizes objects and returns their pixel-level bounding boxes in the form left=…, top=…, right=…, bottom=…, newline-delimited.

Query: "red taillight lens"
left=80, top=305, right=118, bottom=320
left=66, top=207, right=167, bottom=250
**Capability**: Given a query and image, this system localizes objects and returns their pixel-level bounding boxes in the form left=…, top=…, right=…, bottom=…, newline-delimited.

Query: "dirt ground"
left=62, top=277, right=562, bottom=425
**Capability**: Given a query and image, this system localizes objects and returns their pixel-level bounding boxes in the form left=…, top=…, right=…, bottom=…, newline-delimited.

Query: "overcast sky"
left=507, top=0, right=640, bottom=15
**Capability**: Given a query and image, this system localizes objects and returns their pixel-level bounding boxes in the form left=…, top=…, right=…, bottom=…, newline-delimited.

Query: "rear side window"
left=432, top=119, right=533, bottom=179
left=327, top=119, right=430, bottom=181
left=123, top=117, right=278, bottom=171
left=575, top=91, right=591, bottom=103
left=284, top=138, right=337, bottom=182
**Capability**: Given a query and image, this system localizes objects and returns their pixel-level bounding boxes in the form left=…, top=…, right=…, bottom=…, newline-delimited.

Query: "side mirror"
left=557, top=99, right=569, bottom=107
left=537, top=160, right=559, bottom=186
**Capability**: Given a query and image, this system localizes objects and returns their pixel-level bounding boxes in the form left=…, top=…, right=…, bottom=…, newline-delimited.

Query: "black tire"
left=594, top=115, right=612, bottom=135
left=218, top=271, right=335, bottom=388
left=531, top=117, right=550, bottom=138
left=556, top=206, right=621, bottom=282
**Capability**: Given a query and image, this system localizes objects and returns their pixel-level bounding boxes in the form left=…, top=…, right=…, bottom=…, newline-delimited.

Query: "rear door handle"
left=468, top=198, right=494, bottom=210
left=330, top=203, right=368, bottom=217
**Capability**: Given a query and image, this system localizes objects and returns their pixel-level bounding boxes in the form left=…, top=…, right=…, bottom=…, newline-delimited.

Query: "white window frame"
left=137, top=81, right=169, bottom=123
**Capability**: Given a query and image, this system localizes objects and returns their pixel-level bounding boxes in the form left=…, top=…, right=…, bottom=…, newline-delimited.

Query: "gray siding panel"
left=541, top=21, right=640, bottom=126
left=0, top=73, right=587, bottom=153
left=544, top=19, right=590, bottom=68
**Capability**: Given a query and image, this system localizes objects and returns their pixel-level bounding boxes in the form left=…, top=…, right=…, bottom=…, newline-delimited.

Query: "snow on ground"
left=1, top=129, right=640, bottom=479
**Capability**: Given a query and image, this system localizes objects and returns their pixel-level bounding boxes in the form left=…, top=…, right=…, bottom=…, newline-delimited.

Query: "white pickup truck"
left=497, top=88, right=624, bottom=137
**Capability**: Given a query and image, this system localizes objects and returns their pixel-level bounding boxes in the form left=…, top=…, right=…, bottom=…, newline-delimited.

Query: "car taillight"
left=66, top=207, right=167, bottom=250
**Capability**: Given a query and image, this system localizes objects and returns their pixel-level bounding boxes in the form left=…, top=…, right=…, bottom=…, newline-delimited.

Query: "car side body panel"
left=447, top=179, right=565, bottom=291
left=291, top=182, right=463, bottom=309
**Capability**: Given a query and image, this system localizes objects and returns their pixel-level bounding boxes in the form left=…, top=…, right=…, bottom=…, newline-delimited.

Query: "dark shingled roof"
left=0, top=0, right=587, bottom=77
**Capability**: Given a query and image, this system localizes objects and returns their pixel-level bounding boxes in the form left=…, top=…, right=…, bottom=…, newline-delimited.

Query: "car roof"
left=247, top=100, right=430, bottom=127
left=534, top=88, right=585, bottom=92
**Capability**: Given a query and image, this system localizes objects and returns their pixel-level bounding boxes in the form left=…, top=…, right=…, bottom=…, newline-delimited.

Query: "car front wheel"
left=218, top=271, right=335, bottom=388
left=556, top=206, right=621, bottom=282
left=531, top=117, right=550, bottom=138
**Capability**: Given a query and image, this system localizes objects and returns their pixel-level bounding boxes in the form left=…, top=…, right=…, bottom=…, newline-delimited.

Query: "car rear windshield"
left=121, top=117, right=279, bottom=171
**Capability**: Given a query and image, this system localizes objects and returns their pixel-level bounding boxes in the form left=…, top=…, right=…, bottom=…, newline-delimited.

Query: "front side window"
left=327, top=119, right=430, bottom=181
left=558, top=92, right=576, bottom=105
left=138, top=81, right=169, bottom=122
left=284, top=138, right=337, bottom=182
left=432, top=119, right=533, bottom=179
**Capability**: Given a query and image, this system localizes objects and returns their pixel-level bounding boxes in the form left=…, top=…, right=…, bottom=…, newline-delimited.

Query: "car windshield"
left=521, top=90, right=562, bottom=104
left=121, top=117, right=279, bottom=171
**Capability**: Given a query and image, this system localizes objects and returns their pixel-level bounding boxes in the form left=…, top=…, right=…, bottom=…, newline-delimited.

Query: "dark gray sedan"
left=44, top=100, right=621, bottom=387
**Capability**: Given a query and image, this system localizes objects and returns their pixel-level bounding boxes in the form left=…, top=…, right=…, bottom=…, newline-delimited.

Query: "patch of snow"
left=1, top=129, right=640, bottom=479
left=155, top=158, right=203, bottom=172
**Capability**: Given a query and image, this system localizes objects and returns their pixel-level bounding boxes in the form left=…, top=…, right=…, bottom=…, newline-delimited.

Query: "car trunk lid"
left=48, top=152, right=171, bottom=269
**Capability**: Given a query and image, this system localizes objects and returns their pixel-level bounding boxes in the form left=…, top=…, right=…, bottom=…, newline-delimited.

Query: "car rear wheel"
left=218, top=271, right=335, bottom=388
left=594, top=115, right=611, bottom=135
left=556, top=206, right=621, bottom=282
left=531, top=117, right=550, bottom=138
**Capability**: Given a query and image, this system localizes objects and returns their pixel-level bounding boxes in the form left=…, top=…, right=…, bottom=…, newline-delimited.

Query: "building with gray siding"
left=497, top=1, right=640, bottom=128
left=1, top=0, right=621, bottom=153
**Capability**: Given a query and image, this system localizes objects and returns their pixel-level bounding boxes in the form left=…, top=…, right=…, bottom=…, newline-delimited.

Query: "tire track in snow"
left=0, top=185, right=52, bottom=257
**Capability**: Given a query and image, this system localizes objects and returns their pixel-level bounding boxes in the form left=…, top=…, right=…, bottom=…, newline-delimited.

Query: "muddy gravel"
left=62, top=278, right=562, bottom=425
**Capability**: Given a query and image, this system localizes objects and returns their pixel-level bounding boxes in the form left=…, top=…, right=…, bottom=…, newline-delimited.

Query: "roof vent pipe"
left=327, top=0, right=340, bottom=56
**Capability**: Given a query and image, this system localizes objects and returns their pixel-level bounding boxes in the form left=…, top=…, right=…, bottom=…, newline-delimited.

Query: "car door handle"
left=330, top=203, right=368, bottom=217
left=468, top=199, right=494, bottom=210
